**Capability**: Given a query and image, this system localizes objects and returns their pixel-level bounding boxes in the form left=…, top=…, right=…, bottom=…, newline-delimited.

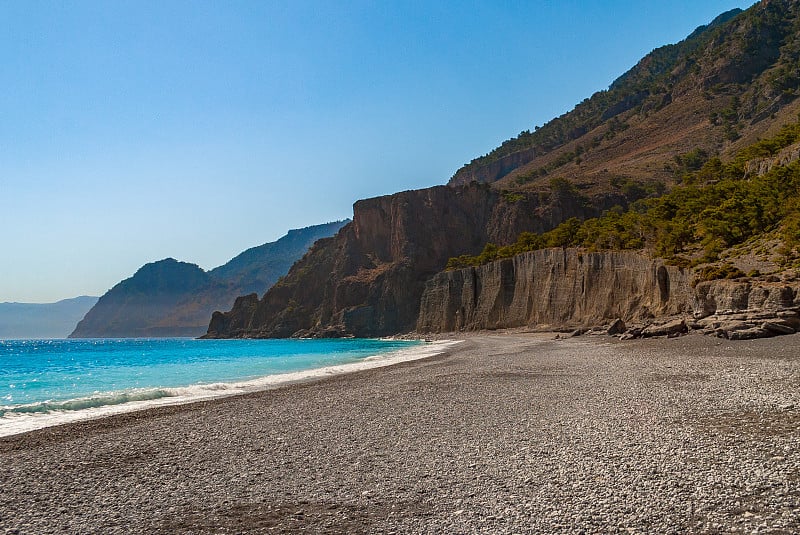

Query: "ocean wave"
left=0, top=388, right=174, bottom=417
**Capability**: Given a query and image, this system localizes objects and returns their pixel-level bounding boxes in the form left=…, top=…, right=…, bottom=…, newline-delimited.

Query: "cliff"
left=70, top=221, right=347, bottom=338
left=207, top=2, right=800, bottom=340
left=205, top=184, right=623, bottom=338
left=416, top=249, right=692, bottom=332
left=417, top=248, right=800, bottom=335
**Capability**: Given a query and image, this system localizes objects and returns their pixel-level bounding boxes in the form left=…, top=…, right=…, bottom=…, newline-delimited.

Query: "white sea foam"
left=0, top=339, right=461, bottom=438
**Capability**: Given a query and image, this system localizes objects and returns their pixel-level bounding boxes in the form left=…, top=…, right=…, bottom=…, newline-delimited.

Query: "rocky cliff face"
left=692, top=278, right=800, bottom=317
left=450, top=147, right=537, bottom=187
left=416, top=249, right=692, bottom=332
left=417, top=248, right=800, bottom=334
left=206, top=185, right=622, bottom=338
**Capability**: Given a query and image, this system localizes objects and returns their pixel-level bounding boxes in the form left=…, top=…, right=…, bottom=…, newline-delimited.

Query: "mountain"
left=449, top=3, right=800, bottom=195
left=70, top=221, right=347, bottom=338
left=206, top=1, right=800, bottom=339
left=0, top=296, right=99, bottom=339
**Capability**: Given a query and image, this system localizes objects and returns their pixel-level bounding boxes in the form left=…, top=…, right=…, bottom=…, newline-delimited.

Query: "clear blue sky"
left=1, top=0, right=753, bottom=303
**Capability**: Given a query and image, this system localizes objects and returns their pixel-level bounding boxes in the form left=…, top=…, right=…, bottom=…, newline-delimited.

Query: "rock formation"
left=416, top=249, right=692, bottom=332
left=417, top=249, right=800, bottom=340
left=205, top=185, right=624, bottom=338
left=207, top=2, right=800, bottom=340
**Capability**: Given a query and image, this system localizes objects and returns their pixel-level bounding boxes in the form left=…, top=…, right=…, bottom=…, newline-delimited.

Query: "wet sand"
left=1, top=333, right=798, bottom=534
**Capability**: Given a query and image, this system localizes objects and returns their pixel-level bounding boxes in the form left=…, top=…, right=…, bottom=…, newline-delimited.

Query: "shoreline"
left=1, top=332, right=798, bottom=533
left=0, top=338, right=462, bottom=439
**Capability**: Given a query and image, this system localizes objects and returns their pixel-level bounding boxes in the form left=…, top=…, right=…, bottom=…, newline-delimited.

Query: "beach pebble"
left=0, top=334, right=799, bottom=533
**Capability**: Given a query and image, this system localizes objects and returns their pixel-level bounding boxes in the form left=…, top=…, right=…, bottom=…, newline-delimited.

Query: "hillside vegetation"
left=450, top=1, right=800, bottom=199
left=447, top=118, right=800, bottom=277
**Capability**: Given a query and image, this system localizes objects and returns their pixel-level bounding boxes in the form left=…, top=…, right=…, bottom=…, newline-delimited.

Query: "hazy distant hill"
left=0, top=296, right=99, bottom=339
left=70, top=221, right=348, bottom=338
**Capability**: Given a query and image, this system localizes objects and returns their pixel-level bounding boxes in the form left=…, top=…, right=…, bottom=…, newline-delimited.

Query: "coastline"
left=1, top=332, right=798, bottom=533
left=0, top=339, right=461, bottom=439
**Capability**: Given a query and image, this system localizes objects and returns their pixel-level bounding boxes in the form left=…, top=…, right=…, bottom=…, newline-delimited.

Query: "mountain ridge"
left=70, top=221, right=348, bottom=338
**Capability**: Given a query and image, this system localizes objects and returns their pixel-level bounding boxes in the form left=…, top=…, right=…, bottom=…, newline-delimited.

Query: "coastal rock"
left=607, top=318, right=627, bottom=336
left=206, top=184, right=622, bottom=338
left=416, top=251, right=800, bottom=337
left=641, top=319, right=688, bottom=338
left=692, top=280, right=799, bottom=320
left=726, top=326, right=770, bottom=340
left=762, top=320, right=796, bottom=335
left=416, top=249, right=692, bottom=333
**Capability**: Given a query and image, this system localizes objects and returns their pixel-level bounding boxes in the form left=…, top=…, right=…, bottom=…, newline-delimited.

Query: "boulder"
left=727, top=327, right=771, bottom=340
left=641, top=319, right=688, bottom=338
left=762, top=321, right=796, bottom=335
left=607, top=318, right=627, bottom=336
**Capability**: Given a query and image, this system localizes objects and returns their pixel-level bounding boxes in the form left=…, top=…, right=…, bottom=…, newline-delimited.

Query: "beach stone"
left=727, top=327, right=771, bottom=340
left=607, top=318, right=626, bottom=336
left=762, top=321, right=796, bottom=335
left=641, top=319, right=687, bottom=338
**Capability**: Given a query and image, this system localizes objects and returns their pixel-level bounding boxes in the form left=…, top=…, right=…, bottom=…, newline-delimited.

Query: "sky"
left=1, top=0, right=755, bottom=303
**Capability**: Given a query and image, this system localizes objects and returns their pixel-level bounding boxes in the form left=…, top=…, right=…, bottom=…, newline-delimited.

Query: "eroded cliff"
left=416, top=249, right=692, bottom=332
left=206, top=184, right=620, bottom=338
left=417, top=248, right=800, bottom=335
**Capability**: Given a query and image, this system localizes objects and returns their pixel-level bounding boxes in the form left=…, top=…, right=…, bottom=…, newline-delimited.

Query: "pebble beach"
left=1, top=333, right=799, bottom=534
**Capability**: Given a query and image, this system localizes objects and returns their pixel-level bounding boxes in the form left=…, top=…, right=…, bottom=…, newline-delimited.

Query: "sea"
left=0, top=337, right=453, bottom=437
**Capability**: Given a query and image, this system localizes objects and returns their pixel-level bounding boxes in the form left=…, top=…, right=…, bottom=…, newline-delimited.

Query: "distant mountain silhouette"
left=0, top=296, right=99, bottom=339
left=70, top=221, right=348, bottom=338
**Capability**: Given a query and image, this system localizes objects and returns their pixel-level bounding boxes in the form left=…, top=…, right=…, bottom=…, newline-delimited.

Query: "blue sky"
left=1, top=0, right=753, bottom=302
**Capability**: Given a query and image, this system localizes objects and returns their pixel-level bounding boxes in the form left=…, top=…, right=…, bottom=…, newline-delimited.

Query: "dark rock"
left=607, top=318, right=627, bottom=336
left=762, top=321, right=796, bottom=335
left=641, top=319, right=688, bottom=338
left=727, top=327, right=771, bottom=340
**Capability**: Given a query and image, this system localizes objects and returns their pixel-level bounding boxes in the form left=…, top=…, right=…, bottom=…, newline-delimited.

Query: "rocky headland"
left=204, top=184, right=625, bottom=339
left=206, top=2, right=800, bottom=341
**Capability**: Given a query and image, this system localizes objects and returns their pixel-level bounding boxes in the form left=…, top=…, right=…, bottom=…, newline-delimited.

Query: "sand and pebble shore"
left=1, top=332, right=799, bottom=534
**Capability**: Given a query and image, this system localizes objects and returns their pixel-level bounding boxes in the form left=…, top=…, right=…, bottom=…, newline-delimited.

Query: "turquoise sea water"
left=0, top=338, right=420, bottom=417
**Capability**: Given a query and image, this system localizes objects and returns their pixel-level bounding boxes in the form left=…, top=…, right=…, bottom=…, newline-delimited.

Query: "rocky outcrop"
left=417, top=252, right=800, bottom=339
left=416, top=249, right=692, bottom=333
left=205, top=184, right=623, bottom=339
left=744, top=141, right=800, bottom=177
left=691, top=278, right=800, bottom=339
left=449, top=147, right=538, bottom=186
